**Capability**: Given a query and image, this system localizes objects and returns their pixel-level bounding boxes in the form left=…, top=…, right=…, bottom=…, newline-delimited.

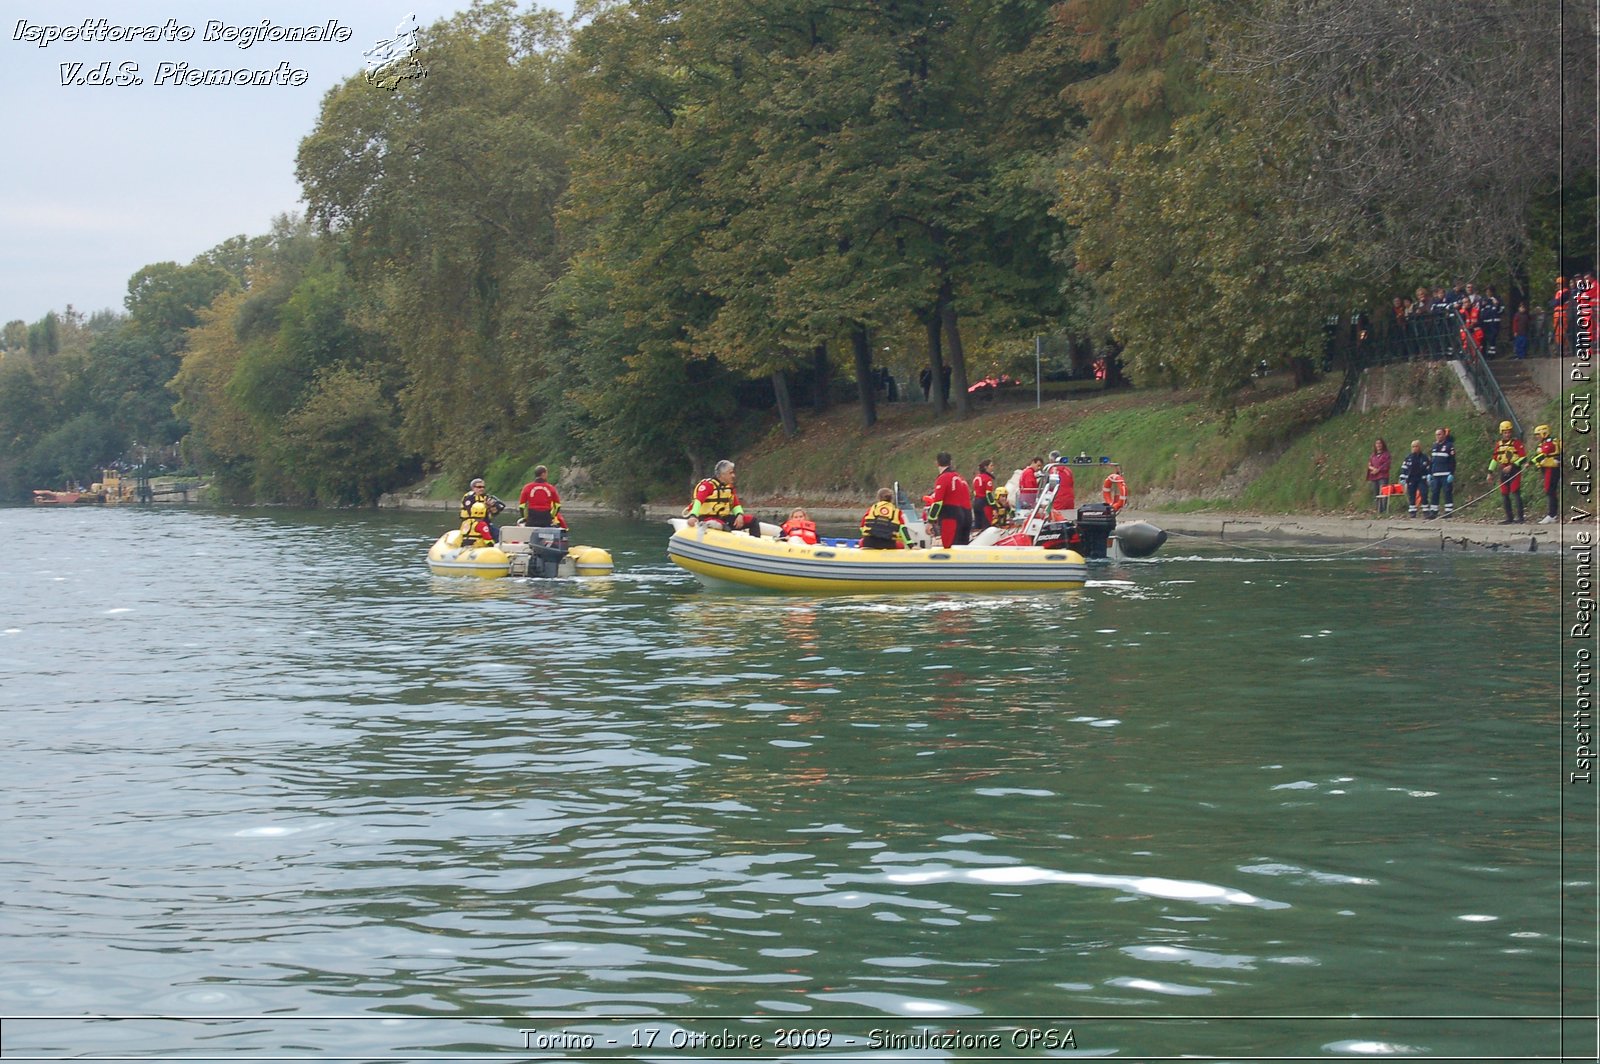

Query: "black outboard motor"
left=1074, top=503, right=1117, bottom=560
left=525, top=526, right=570, bottom=576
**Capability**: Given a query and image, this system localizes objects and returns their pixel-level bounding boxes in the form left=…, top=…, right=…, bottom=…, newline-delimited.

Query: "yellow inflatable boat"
left=427, top=525, right=614, bottom=579
left=667, top=519, right=1086, bottom=594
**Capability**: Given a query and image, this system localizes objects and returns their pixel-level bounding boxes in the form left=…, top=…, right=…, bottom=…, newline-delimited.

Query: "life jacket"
left=460, top=518, right=495, bottom=547
left=1535, top=437, right=1563, bottom=469
left=693, top=477, right=737, bottom=519
left=781, top=518, right=818, bottom=544
left=1491, top=438, right=1524, bottom=468
left=860, top=501, right=905, bottom=544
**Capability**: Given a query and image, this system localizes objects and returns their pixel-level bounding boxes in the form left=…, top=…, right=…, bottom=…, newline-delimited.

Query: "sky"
left=1, top=0, right=574, bottom=326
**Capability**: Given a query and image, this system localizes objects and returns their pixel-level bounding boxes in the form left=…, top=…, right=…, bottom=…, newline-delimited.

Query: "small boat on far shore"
left=32, top=489, right=102, bottom=506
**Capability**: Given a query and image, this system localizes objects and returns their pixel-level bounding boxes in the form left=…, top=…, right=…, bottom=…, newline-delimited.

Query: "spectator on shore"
left=1480, top=286, right=1504, bottom=357
left=1365, top=439, right=1391, bottom=512
left=1552, top=276, right=1571, bottom=355
left=1427, top=427, right=1456, bottom=518
left=1399, top=440, right=1430, bottom=518
left=1512, top=301, right=1530, bottom=360
left=919, top=368, right=932, bottom=401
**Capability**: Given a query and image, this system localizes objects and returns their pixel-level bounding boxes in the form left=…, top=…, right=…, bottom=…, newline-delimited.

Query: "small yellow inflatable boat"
left=427, top=525, right=614, bottom=579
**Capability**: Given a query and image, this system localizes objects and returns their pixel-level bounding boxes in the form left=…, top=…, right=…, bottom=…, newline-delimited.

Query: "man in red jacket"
left=928, top=451, right=972, bottom=548
left=518, top=466, right=568, bottom=529
left=970, top=458, right=997, bottom=532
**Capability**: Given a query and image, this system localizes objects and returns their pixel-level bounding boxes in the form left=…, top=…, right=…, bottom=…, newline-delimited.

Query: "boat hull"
left=668, top=523, right=1087, bottom=593
left=426, top=531, right=513, bottom=578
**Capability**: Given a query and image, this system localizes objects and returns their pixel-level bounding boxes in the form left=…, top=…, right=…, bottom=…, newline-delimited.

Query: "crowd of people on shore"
left=1384, top=272, right=1596, bottom=361
left=1364, top=422, right=1564, bottom=525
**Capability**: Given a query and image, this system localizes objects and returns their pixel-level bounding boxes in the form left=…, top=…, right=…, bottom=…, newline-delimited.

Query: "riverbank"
left=379, top=491, right=1570, bottom=554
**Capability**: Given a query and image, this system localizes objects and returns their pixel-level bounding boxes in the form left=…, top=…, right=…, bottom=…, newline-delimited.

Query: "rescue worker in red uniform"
left=1532, top=424, right=1563, bottom=523
left=517, top=465, right=568, bottom=529
left=780, top=508, right=819, bottom=544
left=970, top=459, right=997, bottom=532
left=927, top=451, right=972, bottom=548
left=686, top=459, right=759, bottom=534
left=859, top=489, right=911, bottom=549
left=1487, top=420, right=1526, bottom=524
left=1017, top=457, right=1045, bottom=511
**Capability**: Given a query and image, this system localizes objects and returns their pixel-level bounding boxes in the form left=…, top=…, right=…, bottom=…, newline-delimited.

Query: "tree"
left=297, top=0, right=575, bottom=475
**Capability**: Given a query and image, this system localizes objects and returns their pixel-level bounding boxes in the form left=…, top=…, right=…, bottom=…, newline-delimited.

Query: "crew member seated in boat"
left=459, top=477, right=506, bottom=523
left=780, top=507, right=819, bottom=544
left=859, top=489, right=911, bottom=549
left=461, top=501, right=497, bottom=547
left=517, top=465, right=568, bottom=529
left=686, top=459, right=759, bottom=534
left=991, top=486, right=1014, bottom=527
left=971, top=458, right=997, bottom=532
left=927, top=451, right=972, bottom=548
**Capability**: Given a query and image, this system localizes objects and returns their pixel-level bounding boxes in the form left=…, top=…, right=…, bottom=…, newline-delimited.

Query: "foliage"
left=278, top=367, right=411, bottom=505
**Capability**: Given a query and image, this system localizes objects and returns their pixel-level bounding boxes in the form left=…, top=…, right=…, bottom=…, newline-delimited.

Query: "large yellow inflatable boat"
left=667, top=519, right=1087, bottom=594
left=427, top=525, right=614, bottom=579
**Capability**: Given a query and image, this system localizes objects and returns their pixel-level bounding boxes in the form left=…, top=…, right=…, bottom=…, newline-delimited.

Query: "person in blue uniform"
left=1426, top=427, right=1455, bottom=518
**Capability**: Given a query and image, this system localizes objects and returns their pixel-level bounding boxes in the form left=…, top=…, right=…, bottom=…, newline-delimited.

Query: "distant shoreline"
left=380, top=493, right=1569, bottom=554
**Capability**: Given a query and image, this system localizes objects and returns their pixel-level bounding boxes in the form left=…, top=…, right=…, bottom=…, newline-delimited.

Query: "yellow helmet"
left=1498, top=421, right=1513, bottom=433
left=1535, top=424, right=1551, bottom=436
left=470, top=502, right=488, bottom=518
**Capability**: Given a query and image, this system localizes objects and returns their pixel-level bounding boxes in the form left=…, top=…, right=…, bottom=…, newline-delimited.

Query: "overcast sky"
left=2, top=0, right=574, bottom=326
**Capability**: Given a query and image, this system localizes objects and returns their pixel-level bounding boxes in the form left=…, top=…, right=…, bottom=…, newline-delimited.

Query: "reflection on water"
left=0, top=506, right=1580, bottom=1059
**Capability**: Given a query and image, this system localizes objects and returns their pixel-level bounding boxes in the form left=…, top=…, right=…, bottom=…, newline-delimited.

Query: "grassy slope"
left=734, top=366, right=1574, bottom=518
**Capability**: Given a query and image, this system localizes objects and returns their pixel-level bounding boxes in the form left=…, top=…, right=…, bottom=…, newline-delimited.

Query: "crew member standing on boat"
left=1017, top=457, right=1045, bottom=511
left=518, top=466, right=567, bottom=529
left=971, top=458, right=997, bottom=532
left=859, top=489, right=912, bottom=549
left=459, top=477, right=505, bottom=539
left=686, top=459, right=759, bottom=534
left=927, top=451, right=972, bottom=548
left=460, top=477, right=506, bottom=522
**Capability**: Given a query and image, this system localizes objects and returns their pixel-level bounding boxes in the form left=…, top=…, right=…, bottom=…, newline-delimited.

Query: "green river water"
left=0, top=506, right=1592, bottom=1062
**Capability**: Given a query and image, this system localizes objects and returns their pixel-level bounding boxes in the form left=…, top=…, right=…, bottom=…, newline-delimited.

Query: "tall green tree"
left=297, top=0, right=575, bottom=476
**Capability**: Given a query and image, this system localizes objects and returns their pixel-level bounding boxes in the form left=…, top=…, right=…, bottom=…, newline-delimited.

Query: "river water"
left=0, top=506, right=1590, bottom=1062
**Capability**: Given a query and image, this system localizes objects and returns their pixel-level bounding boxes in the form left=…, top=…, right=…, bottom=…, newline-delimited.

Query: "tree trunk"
left=771, top=368, right=797, bottom=438
left=923, top=311, right=946, bottom=413
left=938, top=278, right=972, bottom=418
left=850, top=325, right=878, bottom=430
left=810, top=343, right=831, bottom=412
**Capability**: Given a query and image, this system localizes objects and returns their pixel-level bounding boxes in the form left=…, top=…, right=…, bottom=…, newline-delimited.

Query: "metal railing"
left=1329, top=308, right=1520, bottom=435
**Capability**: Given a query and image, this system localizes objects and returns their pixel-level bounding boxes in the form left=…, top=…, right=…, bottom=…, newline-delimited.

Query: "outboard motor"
left=1074, top=503, right=1117, bottom=560
left=525, top=526, right=570, bottom=576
